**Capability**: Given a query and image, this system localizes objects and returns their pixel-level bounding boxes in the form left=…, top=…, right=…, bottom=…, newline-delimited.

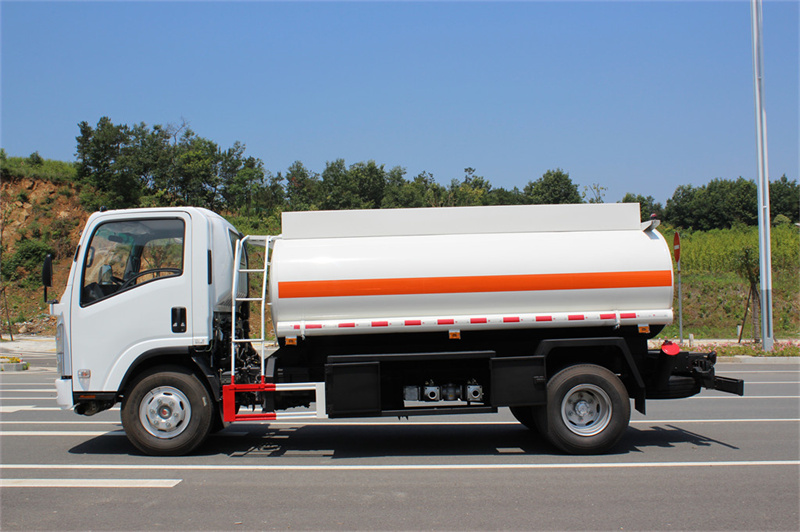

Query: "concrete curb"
left=716, top=355, right=800, bottom=364
left=0, top=361, right=29, bottom=371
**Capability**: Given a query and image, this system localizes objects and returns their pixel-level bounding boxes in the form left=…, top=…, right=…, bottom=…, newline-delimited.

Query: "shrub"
left=0, top=239, right=54, bottom=282
left=27, top=151, right=44, bottom=166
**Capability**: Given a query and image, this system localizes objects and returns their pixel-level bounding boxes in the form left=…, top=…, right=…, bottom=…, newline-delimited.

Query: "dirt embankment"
left=1, top=175, right=88, bottom=335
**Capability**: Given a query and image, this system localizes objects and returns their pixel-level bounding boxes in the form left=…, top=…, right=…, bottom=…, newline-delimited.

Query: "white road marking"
left=241, top=418, right=800, bottom=426
left=1, top=461, right=797, bottom=472
left=0, top=406, right=120, bottom=412
left=0, top=478, right=181, bottom=488
left=0, top=421, right=122, bottom=425
left=0, top=419, right=797, bottom=436
left=0, top=397, right=56, bottom=400
left=691, top=395, right=800, bottom=399
left=723, top=370, right=800, bottom=374
left=0, top=406, right=33, bottom=413
left=1, top=431, right=125, bottom=436
left=629, top=418, right=800, bottom=424
left=0, top=387, right=56, bottom=391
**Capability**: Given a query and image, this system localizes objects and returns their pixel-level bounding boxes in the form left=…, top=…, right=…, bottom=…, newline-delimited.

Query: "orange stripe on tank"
left=278, top=270, right=672, bottom=299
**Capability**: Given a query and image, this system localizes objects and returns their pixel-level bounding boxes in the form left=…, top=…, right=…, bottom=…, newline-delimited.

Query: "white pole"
left=677, top=258, right=683, bottom=346
left=750, top=0, right=774, bottom=351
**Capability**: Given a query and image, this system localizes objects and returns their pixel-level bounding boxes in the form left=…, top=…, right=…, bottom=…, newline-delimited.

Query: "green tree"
left=320, top=159, right=387, bottom=210
left=664, top=184, right=699, bottom=228
left=285, top=161, right=321, bottom=211
left=27, top=151, right=44, bottom=166
left=75, top=117, right=141, bottom=210
left=126, top=123, right=175, bottom=205
left=523, top=169, right=582, bottom=204
left=218, top=143, right=270, bottom=214
left=320, top=159, right=355, bottom=210
left=173, top=132, right=221, bottom=208
left=770, top=174, right=799, bottom=223
left=76, top=118, right=263, bottom=212
left=487, top=186, right=525, bottom=205
left=665, top=178, right=757, bottom=230
left=382, top=170, right=448, bottom=208
left=254, top=170, right=286, bottom=215
left=380, top=166, right=418, bottom=208
left=705, top=177, right=757, bottom=228
left=445, top=168, right=492, bottom=206
left=347, top=160, right=387, bottom=209
left=582, top=183, right=607, bottom=204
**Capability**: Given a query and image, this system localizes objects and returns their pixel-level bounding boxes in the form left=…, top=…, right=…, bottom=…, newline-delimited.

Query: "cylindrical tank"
left=268, top=204, right=673, bottom=338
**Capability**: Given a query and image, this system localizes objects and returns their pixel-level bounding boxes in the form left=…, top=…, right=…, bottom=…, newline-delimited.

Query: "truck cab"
left=52, top=207, right=241, bottom=417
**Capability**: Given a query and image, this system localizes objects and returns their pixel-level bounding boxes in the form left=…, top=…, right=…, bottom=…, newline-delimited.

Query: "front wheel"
left=538, top=364, right=630, bottom=454
left=121, top=366, right=213, bottom=456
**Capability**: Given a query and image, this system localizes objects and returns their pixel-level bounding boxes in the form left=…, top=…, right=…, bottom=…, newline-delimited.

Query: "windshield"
left=80, top=218, right=185, bottom=306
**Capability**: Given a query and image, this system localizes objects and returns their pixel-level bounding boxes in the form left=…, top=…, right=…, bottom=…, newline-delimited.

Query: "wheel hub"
left=561, top=384, right=612, bottom=437
left=574, top=399, right=591, bottom=418
left=139, top=386, right=192, bottom=438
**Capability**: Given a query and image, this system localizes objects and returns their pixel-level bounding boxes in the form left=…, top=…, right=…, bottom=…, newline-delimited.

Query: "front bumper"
left=55, top=378, right=74, bottom=409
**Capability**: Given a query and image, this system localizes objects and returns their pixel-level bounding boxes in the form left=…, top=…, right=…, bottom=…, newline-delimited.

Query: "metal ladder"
left=222, top=235, right=326, bottom=423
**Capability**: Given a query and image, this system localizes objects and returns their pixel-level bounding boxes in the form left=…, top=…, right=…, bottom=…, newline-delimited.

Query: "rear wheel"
left=539, top=364, right=630, bottom=454
left=121, top=366, right=213, bottom=456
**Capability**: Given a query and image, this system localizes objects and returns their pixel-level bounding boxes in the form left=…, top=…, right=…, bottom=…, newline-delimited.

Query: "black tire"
left=510, top=405, right=544, bottom=434
left=539, top=364, right=630, bottom=455
left=121, top=366, right=213, bottom=456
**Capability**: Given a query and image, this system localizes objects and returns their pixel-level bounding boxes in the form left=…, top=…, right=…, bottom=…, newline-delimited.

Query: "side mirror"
left=99, top=265, right=113, bottom=285
left=42, top=254, right=54, bottom=303
left=42, top=254, right=53, bottom=288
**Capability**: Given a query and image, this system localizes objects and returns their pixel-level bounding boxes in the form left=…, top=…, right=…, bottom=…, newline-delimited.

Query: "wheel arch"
left=534, top=337, right=646, bottom=414
left=117, top=348, right=219, bottom=404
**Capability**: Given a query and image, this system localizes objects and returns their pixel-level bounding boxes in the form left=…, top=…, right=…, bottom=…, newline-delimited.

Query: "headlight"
left=56, top=320, right=69, bottom=377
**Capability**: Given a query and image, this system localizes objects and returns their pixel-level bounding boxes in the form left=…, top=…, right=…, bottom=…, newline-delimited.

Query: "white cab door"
left=70, top=213, right=193, bottom=392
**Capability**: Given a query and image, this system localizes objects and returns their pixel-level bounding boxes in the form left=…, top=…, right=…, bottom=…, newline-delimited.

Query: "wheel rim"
left=139, top=386, right=192, bottom=438
left=560, top=383, right=612, bottom=437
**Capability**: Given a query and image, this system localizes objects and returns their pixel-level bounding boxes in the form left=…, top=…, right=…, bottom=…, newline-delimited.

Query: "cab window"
left=80, top=218, right=184, bottom=306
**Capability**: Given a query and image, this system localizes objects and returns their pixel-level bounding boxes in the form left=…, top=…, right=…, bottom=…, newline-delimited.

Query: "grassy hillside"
left=1, top=157, right=88, bottom=335
left=658, top=224, right=799, bottom=340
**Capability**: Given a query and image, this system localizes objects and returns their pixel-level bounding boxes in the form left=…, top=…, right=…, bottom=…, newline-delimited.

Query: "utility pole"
left=750, top=0, right=774, bottom=351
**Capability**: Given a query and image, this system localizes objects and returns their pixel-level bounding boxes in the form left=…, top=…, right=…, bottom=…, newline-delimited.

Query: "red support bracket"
left=222, top=383, right=278, bottom=423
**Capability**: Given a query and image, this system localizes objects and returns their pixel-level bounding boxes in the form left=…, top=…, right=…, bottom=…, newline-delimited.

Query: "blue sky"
left=2, top=1, right=798, bottom=205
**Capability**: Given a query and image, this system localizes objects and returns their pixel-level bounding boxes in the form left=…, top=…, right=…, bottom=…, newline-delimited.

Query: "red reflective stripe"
left=371, top=321, right=389, bottom=327
left=621, top=313, right=637, bottom=319
left=306, top=324, right=322, bottom=329
left=293, top=324, right=300, bottom=329
left=279, top=270, right=673, bottom=299
left=568, top=315, right=585, bottom=321
left=338, top=323, right=356, bottom=328
left=405, top=320, right=422, bottom=326
left=503, top=316, right=520, bottom=323
left=438, top=318, right=455, bottom=325
left=600, top=313, right=616, bottom=320
left=536, top=316, right=552, bottom=322
left=470, top=318, right=487, bottom=324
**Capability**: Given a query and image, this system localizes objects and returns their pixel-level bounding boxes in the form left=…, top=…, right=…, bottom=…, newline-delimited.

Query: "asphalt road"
left=1, top=337, right=798, bottom=531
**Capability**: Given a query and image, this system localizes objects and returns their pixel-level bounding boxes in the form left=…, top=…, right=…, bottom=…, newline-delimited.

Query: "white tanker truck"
left=46, top=203, right=743, bottom=455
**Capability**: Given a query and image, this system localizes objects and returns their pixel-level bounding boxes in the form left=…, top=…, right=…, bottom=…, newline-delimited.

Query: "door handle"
left=171, top=307, right=187, bottom=333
